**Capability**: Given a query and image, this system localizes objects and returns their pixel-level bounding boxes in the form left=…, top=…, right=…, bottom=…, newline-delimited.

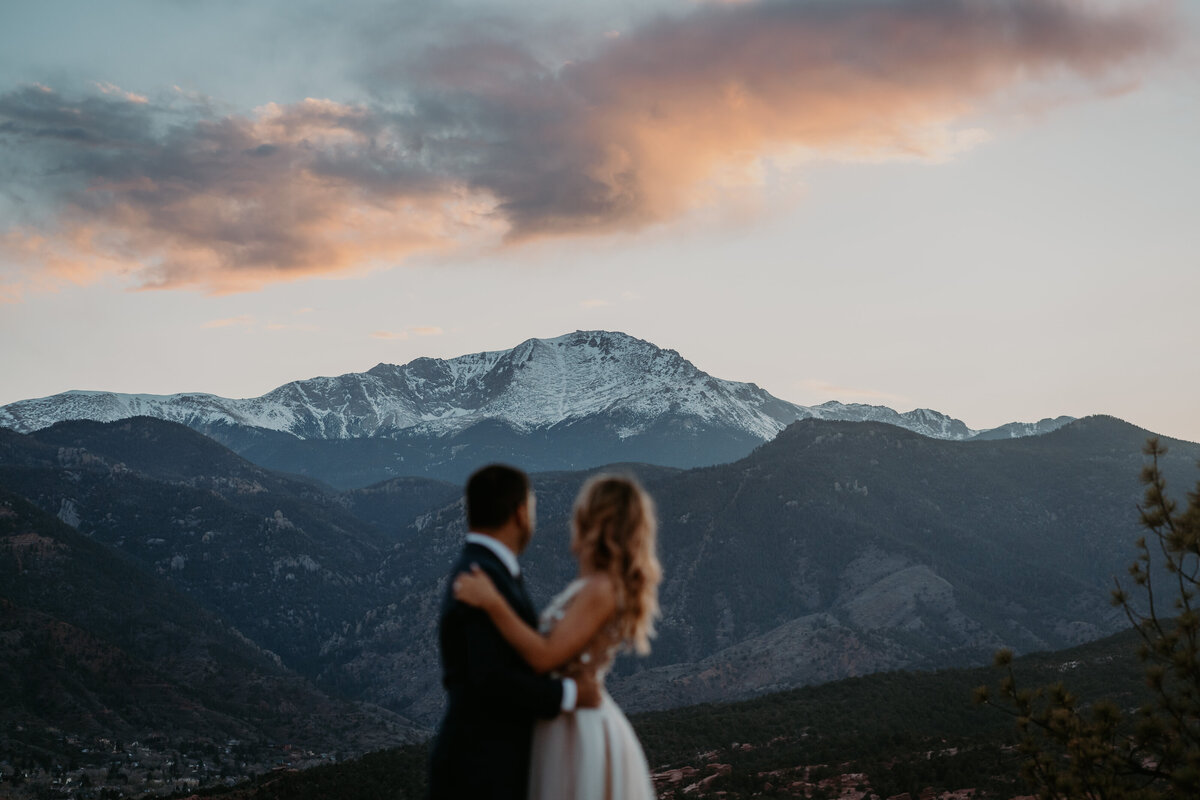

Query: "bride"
left=453, top=473, right=662, bottom=800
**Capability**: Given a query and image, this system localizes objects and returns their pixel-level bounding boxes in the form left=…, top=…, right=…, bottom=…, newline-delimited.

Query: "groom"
left=428, top=463, right=599, bottom=800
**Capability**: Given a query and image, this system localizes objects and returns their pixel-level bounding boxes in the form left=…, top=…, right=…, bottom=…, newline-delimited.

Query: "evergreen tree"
left=978, top=438, right=1200, bottom=798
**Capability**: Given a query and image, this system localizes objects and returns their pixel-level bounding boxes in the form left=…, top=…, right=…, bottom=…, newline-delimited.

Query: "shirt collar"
left=465, top=532, right=520, bottom=578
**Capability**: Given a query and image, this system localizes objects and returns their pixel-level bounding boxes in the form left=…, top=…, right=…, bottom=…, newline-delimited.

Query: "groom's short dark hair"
left=466, top=464, right=530, bottom=530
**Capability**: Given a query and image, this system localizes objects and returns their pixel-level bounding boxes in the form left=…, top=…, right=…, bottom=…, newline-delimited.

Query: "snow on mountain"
left=968, top=416, right=1078, bottom=441
left=0, top=331, right=1069, bottom=444
left=801, top=402, right=978, bottom=440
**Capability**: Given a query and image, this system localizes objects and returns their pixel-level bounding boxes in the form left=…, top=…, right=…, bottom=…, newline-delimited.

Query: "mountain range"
left=333, top=413, right=1200, bottom=721
left=2, top=329, right=1184, bottom=798
left=0, top=485, right=419, bottom=784
left=0, top=331, right=1075, bottom=487
left=3, top=412, right=1194, bottom=734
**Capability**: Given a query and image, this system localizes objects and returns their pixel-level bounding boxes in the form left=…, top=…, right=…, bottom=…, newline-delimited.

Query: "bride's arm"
left=454, top=565, right=616, bottom=675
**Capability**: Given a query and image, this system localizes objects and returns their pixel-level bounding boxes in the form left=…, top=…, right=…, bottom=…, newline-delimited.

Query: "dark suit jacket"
left=428, top=541, right=564, bottom=800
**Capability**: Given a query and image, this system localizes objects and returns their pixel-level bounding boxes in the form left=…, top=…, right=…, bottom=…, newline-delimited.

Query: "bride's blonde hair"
left=571, top=474, right=662, bottom=655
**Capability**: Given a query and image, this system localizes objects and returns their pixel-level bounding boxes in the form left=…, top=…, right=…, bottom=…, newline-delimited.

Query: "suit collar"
left=465, top=532, right=520, bottom=577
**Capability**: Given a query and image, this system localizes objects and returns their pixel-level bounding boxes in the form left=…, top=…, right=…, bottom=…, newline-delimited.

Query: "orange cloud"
left=0, top=90, right=501, bottom=295
left=496, top=0, right=1173, bottom=237
left=0, top=0, right=1175, bottom=295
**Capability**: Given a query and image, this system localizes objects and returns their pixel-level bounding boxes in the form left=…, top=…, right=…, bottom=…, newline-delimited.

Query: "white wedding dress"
left=527, top=579, right=656, bottom=800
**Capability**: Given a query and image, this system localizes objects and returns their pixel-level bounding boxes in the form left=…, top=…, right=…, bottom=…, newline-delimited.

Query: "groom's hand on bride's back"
left=574, top=671, right=602, bottom=709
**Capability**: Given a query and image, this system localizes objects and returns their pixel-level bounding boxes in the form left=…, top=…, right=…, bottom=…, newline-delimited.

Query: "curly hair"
left=571, top=474, right=662, bottom=655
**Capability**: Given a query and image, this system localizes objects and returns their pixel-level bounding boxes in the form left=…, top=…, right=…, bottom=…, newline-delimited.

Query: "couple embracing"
left=429, top=464, right=660, bottom=800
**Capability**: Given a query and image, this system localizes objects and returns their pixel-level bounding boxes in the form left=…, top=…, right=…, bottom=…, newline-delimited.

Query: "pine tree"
left=977, top=438, right=1200, bottom=799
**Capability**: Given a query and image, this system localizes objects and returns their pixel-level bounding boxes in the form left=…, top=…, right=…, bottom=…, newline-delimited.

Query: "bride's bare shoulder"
left=576, top=573, right=618, bottom=611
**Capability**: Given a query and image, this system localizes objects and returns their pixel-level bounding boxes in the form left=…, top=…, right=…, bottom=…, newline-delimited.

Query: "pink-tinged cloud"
left=0, top=92, right=500, bottom=295
left=93, top=82, right=149, bottom=104
left=0, top=0, right=1176, bottom=295
left=478, top=0, right=1174, bottom=237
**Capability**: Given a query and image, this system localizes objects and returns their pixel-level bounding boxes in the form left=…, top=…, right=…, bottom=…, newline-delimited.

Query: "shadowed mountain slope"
left=0, top=488, right=417, bottom=775
left=2, top=413, right=1191, bottom=729
left=0, top=417, right=445, bottom=681
left=333, top=415, right=1198, bottom=721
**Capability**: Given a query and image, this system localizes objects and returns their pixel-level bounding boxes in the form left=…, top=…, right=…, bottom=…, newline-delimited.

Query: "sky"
left=1, top=0, right=1197, bottom=441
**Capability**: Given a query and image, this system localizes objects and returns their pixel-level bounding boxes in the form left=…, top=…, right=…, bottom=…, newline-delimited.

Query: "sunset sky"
left=1, top=0, right=1197, bottom=441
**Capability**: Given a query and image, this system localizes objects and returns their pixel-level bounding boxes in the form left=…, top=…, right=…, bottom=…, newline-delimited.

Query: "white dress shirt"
left=464, top=532, right=577, bottom=712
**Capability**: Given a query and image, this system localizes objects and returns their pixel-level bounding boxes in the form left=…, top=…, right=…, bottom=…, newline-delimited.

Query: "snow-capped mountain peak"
left=0, top=331, right=1069, bottom=449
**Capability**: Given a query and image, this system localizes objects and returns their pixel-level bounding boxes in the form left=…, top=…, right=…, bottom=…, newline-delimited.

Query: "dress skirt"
left=527, top=691, right=655, bottom=800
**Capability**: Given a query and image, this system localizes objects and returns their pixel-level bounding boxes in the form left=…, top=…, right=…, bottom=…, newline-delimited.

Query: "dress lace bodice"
left=539, top=578, right=623, bottom=681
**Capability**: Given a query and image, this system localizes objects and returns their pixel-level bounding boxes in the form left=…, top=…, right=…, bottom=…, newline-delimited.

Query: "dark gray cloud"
left=0, top=0, right=1176, bottom=294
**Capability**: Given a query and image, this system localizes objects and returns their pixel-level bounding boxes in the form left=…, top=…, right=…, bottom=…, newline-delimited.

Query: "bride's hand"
left=453, top=564, right=503, bottom=611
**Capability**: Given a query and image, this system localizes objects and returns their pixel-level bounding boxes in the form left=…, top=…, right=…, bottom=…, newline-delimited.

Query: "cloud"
left=0, top=0, right=1175, bottom=295
left=580, top=298, right=610, bottom=308
left=0, top=89, right=499, bottom=295
left=93, top=81, right=149, bottom=104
